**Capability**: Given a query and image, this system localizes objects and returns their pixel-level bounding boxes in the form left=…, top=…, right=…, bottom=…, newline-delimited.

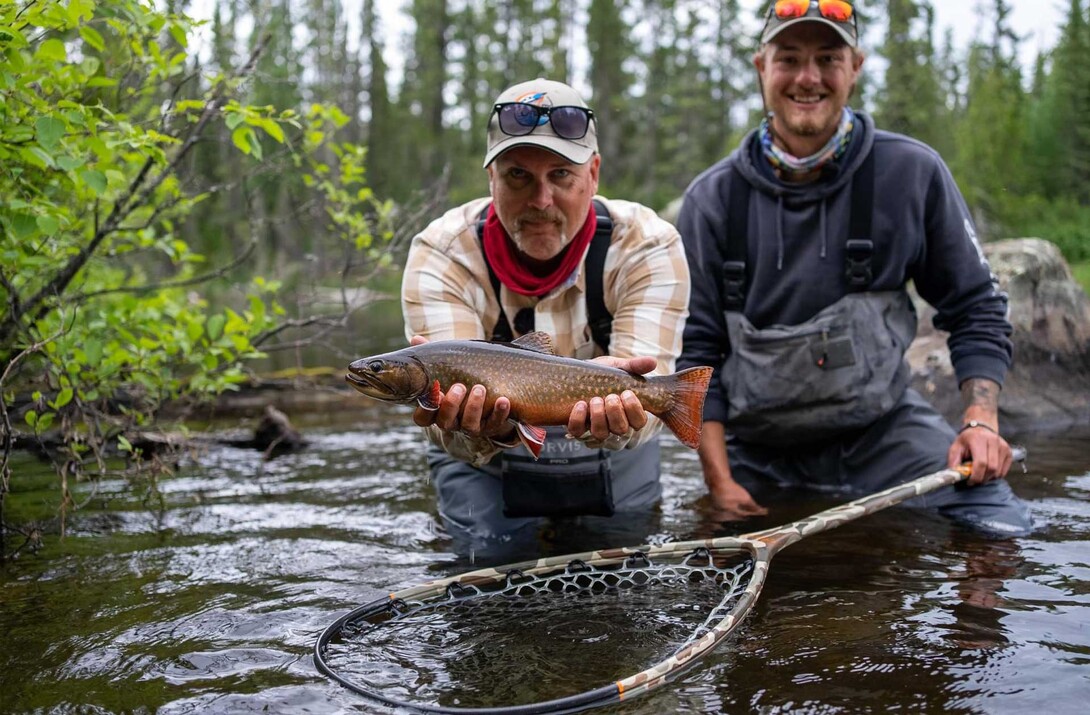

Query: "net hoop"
left=314, top=537, right=768, bottom=714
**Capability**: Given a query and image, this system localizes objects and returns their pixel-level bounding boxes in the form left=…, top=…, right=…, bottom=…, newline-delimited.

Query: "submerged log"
left=251, top=404, right=308, bottom=457
left=11, top=404, right=309, bottom=462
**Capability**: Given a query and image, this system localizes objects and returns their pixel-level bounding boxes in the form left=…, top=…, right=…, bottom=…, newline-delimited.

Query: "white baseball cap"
left=483, top=78, right=599, bottom=168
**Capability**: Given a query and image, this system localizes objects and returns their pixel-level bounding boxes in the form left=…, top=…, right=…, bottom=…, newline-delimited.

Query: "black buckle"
left=722, top=260, right=746, bottom=310
left=844, top=239, right=873, bottom=288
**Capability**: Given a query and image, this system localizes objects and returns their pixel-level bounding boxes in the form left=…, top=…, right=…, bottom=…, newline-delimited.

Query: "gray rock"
left=908, top=238, right=1090, bottom=433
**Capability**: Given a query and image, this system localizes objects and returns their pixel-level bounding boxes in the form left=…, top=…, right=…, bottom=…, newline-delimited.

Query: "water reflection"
left=0, top=421, right=1088, bottom=714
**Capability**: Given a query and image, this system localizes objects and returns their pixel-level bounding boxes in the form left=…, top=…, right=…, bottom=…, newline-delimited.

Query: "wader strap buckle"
left=722, top=261, right=746, bottom=311
left=844, top=239, right=873, bottom=288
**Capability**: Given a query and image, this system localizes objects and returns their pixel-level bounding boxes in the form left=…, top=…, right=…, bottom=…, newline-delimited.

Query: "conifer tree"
left=587, top=0, right=637, bottom=191
left=361, top=0, right=397, bottom=200
left=875, top=0, right=946, bottom=151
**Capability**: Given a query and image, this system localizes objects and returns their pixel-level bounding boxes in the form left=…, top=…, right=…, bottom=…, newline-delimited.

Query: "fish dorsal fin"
left=511, top=331, right=556, bottom=355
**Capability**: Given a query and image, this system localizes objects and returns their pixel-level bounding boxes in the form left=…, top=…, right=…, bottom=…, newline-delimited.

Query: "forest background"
left=178, top=0, right=1090, bottom=289
left=2, top=0, right=1090, bottom=552
left=190, top=0, right=1090, bottom=268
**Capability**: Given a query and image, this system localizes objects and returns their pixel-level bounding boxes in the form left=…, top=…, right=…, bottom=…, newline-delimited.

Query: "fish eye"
left=367, top=360, right=386, bottom=372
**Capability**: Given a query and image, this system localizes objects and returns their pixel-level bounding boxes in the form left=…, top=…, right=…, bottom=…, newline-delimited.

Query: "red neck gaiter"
left=482, top=204, right=597, bottom=297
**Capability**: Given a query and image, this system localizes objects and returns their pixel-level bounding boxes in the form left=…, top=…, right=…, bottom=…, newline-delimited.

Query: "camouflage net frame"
left=316, top=461, right=1000, bottom=714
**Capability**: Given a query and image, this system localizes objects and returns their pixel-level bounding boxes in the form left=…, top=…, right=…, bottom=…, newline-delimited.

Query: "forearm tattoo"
left=961, top=378, right=1000, bottom=413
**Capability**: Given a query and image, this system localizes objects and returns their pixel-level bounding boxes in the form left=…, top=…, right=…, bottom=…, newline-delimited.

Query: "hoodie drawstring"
left=775, top=194, right=830, bottom=270
left=776, top=194, right=785, bottom=271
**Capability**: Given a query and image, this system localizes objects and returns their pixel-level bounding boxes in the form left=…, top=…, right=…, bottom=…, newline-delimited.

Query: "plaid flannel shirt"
left=401, top=195, right=690, bottom=466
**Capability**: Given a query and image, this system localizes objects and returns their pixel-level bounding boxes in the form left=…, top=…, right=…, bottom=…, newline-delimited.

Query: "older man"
left=401, top=78, right=690, bottom=554
left=676, top=1, right=1033, bottom=535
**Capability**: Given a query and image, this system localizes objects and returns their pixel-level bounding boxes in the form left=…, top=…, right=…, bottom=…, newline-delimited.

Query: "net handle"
left=737, top=446, right=1027, bottom=557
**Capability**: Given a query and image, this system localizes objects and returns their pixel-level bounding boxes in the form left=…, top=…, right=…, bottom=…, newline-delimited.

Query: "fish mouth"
left=344, top=370, right=397, bottom=399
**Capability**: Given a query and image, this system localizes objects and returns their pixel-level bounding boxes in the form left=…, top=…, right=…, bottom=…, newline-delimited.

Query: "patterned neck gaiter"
left=759, top=107, right=854, bottom=176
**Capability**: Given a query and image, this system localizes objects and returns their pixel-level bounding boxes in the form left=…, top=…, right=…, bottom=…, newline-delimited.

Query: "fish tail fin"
left=653, top=366, right=713, bottom=449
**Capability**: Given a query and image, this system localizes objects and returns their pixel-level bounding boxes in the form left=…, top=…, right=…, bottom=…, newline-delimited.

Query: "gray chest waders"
left=720, top=152, right=917, bottom=445
left=476, top=202, right=659, bottom=517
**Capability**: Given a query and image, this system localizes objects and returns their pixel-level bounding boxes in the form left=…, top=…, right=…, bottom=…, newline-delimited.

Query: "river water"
left=1, top=406, right=1088, bottom=714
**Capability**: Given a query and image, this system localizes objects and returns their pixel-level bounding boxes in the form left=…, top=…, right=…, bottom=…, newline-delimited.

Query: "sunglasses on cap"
left=772, top=0, right=854, bottom=23
left=492, top=102, right=595, bottom=141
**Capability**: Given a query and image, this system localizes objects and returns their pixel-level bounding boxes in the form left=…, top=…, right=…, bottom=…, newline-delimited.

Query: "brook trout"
left=346, top=331, right=713, bottom=458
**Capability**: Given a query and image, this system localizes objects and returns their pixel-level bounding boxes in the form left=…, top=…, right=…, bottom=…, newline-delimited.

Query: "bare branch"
left=72, top=236, right=259, bottom=301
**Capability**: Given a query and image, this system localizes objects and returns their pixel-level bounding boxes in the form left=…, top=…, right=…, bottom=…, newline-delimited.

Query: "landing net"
left=316, top=547, right=754, bottom=712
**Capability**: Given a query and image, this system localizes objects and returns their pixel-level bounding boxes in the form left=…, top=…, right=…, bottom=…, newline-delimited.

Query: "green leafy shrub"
left=0, top=0, right=392, bottom=554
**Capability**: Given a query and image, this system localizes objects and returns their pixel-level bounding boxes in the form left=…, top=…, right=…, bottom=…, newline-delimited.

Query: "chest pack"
left=718, top=150, right=917, bottom=446
left=475, top=199, right=614, bottom=353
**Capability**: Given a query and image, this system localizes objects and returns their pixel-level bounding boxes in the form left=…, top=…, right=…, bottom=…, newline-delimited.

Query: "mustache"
left=514, top=209, right=566, bottom=229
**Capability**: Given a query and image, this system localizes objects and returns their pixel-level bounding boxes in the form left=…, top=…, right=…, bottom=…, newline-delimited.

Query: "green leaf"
left=80, top=169, right=107, bottom=195
left=186, top=320, right=203, bottom=344
left=225, top=112, right=245, bottom=130
left=118, top=435, right=133, bottom=453
left=37, top=413, right=55, bottom=432
left=3, top=126, right=34, bottom=143
left=36, top=214, right=59, bottom=235
left=260, top=119, right=284, bottom=143
left=35, top=116, right=66, bottom=150
left=207, top=314, right=225, bottom=340
left=57, top=155, right=85, bottom=171
left=11, top=213, right=37, bottom=238
left=231, top=126, right=251, bottom=154
left=25, top=410, right=38, bottom=427
left=35, top=39, right=67, bottom=63
left=52, top=388, right=73, bottom=409
left=247, top=117, right=285, bottom=143
left=20, top=146, right=54, bottom=169
left=68, top=0, right=95, bottom=24
left=169, top=22, right=188, bottom=49
left=79, top=25, right=105, bottom=52
left=84, top=339, right=103, bottom=366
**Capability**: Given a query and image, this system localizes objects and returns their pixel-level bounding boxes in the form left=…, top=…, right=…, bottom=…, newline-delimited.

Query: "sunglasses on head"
left=493, top=103, right=595, bottom=141
left=772, top=0, right=854, bottom=23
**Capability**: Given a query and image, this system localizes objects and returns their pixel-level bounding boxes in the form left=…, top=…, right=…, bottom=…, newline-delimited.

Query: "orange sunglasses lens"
left=773, top=0, right=810, bottom=19
left=818, top=0, right=853, bottom=22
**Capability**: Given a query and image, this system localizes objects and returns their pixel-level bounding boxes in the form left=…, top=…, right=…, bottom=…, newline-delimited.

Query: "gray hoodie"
left=677, top=110, right=1013, bottom=425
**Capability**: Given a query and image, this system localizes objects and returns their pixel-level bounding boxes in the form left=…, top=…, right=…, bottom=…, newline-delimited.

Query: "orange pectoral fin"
left=516, top=422, right=547, bottom=459
left=417, top=380, right=441, bottom=411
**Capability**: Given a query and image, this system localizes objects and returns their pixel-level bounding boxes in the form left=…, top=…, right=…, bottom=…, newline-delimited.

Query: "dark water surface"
left=2, top=408, right=1088, bottom=714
